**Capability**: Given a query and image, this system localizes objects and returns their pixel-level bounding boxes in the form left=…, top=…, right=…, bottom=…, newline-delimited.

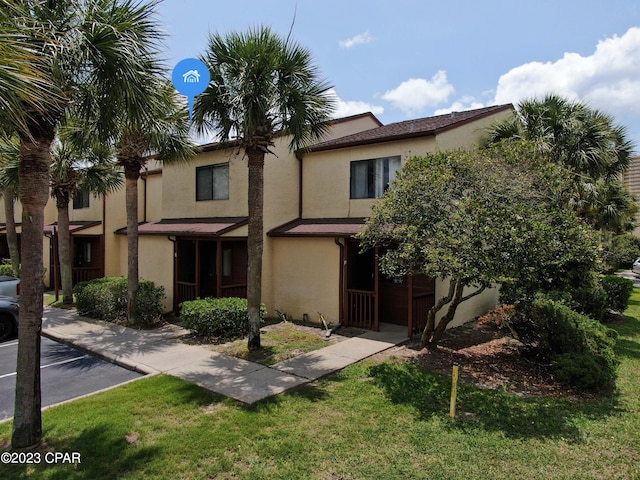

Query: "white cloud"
left=327, top=88, right=384, bottom=118
left=339, top=31, right=374, bottom=49
left=434, top=96, right=485, bottom=115
left=494, top=27, right=640, bottom=116
left=382, top=71, right=455, bottom=114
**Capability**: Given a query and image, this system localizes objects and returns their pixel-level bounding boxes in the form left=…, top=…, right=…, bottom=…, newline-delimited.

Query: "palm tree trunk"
left=55, top=194, right=73, bottom=304
left=3, top=187, right=20, bottom=276
left=124, top=162, right=140, bottom=324
left=12, top=127, right=53, bottom=449
left=246, top=148, right=264, bottom=350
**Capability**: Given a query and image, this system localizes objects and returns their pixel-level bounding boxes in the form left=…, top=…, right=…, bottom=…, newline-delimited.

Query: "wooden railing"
left=220, top=284, right=247, bottom=298
left=72, top=267, right=102, bottom=284
left=347, top=289, right=376, bottom=329
left=411, top=293, right=434, bottom=334
left=177, top=281, right=197, bottom=304
left=176, top=281, right=246, bottom=307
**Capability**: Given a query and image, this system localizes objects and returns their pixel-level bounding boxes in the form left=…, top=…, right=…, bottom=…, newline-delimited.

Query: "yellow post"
left=449, top=363, right=460, bottom=418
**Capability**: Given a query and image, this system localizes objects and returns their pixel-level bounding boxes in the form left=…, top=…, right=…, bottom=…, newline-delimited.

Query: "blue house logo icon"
left=182, top=69, right=200, bottom=83
left=172, top=58, right=210, bottom=120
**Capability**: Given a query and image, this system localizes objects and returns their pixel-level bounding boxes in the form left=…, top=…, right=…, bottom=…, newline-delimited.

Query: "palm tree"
left=485, top=94, right=636, bottom=231
left=51, top=137, right=123, bottom=305
left=0, top=136, right=20, bottom=276
left=0, top=1, right=57, bottom=135
left=8, top=0, right=164, bottom=449
left=113, top=80, right=194, bottom=324
left=193, top=26, right=335, bottom=349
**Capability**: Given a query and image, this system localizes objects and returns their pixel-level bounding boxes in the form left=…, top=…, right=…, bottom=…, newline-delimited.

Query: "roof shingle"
left=307, top=104, right=513, bottom=152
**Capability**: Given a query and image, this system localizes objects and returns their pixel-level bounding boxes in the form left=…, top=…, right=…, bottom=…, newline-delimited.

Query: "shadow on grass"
left=606, top=313, right=640, bottom=361
left=3, top=425, right=162, bottom=480
left=368, top=362, right=620, bottom=442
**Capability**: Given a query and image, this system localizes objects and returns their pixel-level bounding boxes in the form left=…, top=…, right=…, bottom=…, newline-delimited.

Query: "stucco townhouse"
left=0, top=103, right=514, bottom=336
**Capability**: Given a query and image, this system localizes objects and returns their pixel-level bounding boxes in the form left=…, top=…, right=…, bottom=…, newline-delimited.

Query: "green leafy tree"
left=485, top=94, right=637, bottom=231
left=358, top=141, right=600, bottom=348
left=6, top=0, right=165, bottom=449
left=193, top=26, right=334, bottom=349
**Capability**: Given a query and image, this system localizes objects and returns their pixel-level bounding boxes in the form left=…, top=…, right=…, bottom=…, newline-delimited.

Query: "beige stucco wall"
left=435, top=277, right=500, bottom=329
left=144, top=173, right=163, bottom=222
left=302, top=109, right=514, bottom=220
left=301, top=137, right=437, bottom=218
left=269, top=237, right=340, bottom=322
left=138, top=235, right=174, bottom=312
left=434, top=109, right=513, bottom=151
left=162, top=150, right=247, bottom=219
left=324, top=114, right=380, bottom=140
left=103, top=185, right=128, bottom=278
left=68, top=193, right=104, bottom=224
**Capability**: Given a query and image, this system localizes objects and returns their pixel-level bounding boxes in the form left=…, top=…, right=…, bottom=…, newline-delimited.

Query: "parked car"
left=0, top=275, right=19, bottom=297
left=0, top=295, right=19, bottom=342
left=633, top=258, right=640, bottom=275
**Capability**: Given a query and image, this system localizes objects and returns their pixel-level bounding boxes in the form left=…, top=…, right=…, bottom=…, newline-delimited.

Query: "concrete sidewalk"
left=42, top=307, right=408, bottom=404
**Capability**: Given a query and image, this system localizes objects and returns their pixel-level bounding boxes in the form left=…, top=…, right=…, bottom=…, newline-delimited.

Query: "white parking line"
left=0, top=341, right=18, bottom=348
left=0, top=355, right=88, bottom=379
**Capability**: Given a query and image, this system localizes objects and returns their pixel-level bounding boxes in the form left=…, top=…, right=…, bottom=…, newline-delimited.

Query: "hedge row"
left=180, top=297, right=265, bottom=339
left=74, top=277, right=165, bottom=326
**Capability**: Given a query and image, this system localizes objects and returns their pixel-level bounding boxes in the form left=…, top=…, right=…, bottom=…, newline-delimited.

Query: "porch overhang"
left=114, top=217, right=248, bottom=237
left=43, top=221, right=102, bottom=236
left=268, top=218, right=366, bottom=238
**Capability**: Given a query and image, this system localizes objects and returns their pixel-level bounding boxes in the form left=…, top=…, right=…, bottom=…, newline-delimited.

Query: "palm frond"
left=193, top=25, right=335, bottom=154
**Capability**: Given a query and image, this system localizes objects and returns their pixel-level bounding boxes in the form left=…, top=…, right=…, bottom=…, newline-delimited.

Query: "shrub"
left=570, top=286, right=608, bottom=322
left=603, top=233, right=640, bottom=271
left=513, top=299, right=618, bottom=391
left=601, top=275, right=634, bottom=313
left=180, top=297, right=266, bottom=338
left=74, top=277, right=165, bottom=326
left=0, top=259, right=17, bottom=276
left=553, top=352, right=618, bottom=391
left=478, top=304, right=517, bottom=336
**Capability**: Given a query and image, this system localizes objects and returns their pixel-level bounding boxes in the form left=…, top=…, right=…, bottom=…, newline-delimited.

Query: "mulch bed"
left=378, top=322, right=584, bottom=398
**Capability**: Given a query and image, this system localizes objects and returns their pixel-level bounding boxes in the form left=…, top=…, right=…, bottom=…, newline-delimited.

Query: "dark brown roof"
left=115, top=217, right=248, bottom=237
left=43, top=221, right=102, bottom=235
left=195, top=113, right=383, bottom=152
left=307, top=104, right=514, bottom=152
left=268, top=218, right=365, bottom=237
left=327, top=112, right=383, bottom=128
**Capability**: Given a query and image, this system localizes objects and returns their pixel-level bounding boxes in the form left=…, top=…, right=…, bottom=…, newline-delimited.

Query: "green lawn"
left=212, top=323, right=334, bottom=366
left=2, top=291, right=640, bottom=479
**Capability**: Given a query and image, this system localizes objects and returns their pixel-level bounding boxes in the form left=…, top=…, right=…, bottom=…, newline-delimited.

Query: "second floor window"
left=196, top=163, right=229, bottom=201
left=350, top=156, right=401, bottom=199
left=73, top=189, right=90, bottom=209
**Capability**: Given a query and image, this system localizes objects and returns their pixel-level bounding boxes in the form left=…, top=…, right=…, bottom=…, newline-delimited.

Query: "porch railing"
left=411, top=293, right=434, bottom=334
left=72, top=267, right=103, bottom=284
left=177, top=281, right=197, bottom=305
left=346, top=289, right=376, bottom=329
left=220, top=284, right=247, bottom=298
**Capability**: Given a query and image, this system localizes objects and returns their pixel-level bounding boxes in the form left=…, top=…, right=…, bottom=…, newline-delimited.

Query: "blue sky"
left=158, top=0, right=640, bottom=152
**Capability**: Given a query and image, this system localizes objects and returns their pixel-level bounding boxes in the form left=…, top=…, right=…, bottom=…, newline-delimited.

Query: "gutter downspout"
left=168, top=235, right=177, bottom=312
left=295, top=151, right=303, bottom=219
left=142, top=167, right=148, bottom=223
left=102, top=195, right=106, bottom=278
left=334, top=237, right=345, bottom=324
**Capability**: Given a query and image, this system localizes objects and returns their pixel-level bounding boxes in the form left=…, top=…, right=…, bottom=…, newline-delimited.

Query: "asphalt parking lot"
left=0, top=337, right=144, bottom=421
